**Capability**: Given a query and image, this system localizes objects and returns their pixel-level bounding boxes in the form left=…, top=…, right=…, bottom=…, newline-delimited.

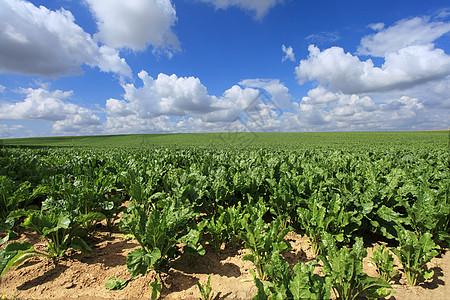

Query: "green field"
left=2, top=131, right=449, bottom=150
left=1, top=130, right=449, bottom=298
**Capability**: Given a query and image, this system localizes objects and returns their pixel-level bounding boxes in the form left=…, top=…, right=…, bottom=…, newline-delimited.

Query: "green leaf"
left=105, top=276, right=130, bottom=290
left=0, top=231, right=17, bottom=247
left=335, top=233, right=344, bottom=243
left=423, top=270, right=434, bottom=280
left=78, top=212, right=106, bottom=224
left=289, top=260, right=331, bottom=300
left=196, top=275, right=213, bottom=300
left=71, top=236, right=93, bottom=254
left=180, top=226, right=206, bottom=257
left=0, top=241, right=36, bottom=278
left=250, top=270, right=269, bottom=300
left=150, top=277, right=162, bottom=300
left=367, top=287, right=396, bottom=300
left=126, top=248, right=161, bottom=277
left=243, top=254, right=255, bottom=263
left=358, top=275, right=393, bottom=299
left=56, top=214, right=71, bottom=230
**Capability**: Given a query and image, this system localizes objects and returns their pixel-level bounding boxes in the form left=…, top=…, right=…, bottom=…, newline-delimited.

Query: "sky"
left=0, top=0, right=449, bottom=138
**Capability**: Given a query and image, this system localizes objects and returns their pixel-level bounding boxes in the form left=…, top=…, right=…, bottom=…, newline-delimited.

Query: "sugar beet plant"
left=206, top=202, right=248, bottom=254
left=319, top=232, right=393, bottom=300
left=119, top=200, right=199, bottom=273
left=370, top=244, right=398, bottom=283
left=240, top=199, right=291, bottom=281
left=0, top=137, right=448, bottom=297
left=252, top=252, right=332, bottom=300
left=391, top=226, right=440, bottom=286
left=107, top=198, right=204, bottom=291
left=0, top=176, right=45, bottom=237
left=398, top=185, right=450, bottom=247
left=0, top=204, right=102, bottom=279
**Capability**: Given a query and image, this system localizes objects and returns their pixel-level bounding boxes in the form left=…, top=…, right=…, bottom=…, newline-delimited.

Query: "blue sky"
left=0, top=0, right=449, bottom=138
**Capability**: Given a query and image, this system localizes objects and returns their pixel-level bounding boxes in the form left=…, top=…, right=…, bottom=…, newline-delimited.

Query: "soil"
left=0, top=228, right=448, bottom=300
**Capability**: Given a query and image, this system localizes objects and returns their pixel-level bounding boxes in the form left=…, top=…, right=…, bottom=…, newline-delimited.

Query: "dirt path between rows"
left=1, top=230, right=448, bottom=299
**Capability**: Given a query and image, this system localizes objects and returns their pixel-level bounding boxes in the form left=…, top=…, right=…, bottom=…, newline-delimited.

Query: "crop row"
left=0, top=147, right=448, bottom=299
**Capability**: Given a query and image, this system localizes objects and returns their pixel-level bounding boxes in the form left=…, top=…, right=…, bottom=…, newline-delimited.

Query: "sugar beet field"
left=0, top=131, right=449, bottom=299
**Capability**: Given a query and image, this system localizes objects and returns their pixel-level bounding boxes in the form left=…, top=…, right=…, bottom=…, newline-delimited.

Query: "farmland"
left=2, top=131, right=448, bottom=149
left=0, top=131, right=449, bottom=299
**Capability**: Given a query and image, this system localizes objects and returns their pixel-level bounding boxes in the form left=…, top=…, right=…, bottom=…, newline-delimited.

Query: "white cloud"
left=97, top=46, right=133, bottom=78
left=0, top=0, right=131, bottom=78
left=108, top=71, right=218, bottom=118
left=301, top=86, right=338, bottom=104
left=289, top=90, right=433, bottom=131
left=0, top=85, right=5, bottom=93
left=239, top=78, right=291, bottom=107
left=358, top=17, right=450, bottom=57
left=0, top=87, right=101, bottom=134
left=104, top=67, right=447, bottom=133
left=435, top=8, right=450, bottom=20
left=105, top=98, right=135, bottom=117
left=296, top=16, right=450, bottom=95
left=428, top=76, right=450, bottom=108
left=368, top=22, right=385, bottom=31
left=104, top=71, right=292, bottom=132
left=85, top=0, right=180, bottom=56
left=221, top=84, right=259, bottom=110
left=52, top=114, right=101, bottom=134
left=106, top=71, right=269, bottom=125
left=198, top=0, right=283, bottom=19
left=0, top=88, right=74, bottom=121
left=305, top=31, right=340, bottom=45
left=0, top=124, right=24, bottom=138
left=296, top=44, right=450, bottom=94
left=294, top=15, right=450, bottom=131
left=282, top=45, right=295, bottom=62
left=104, top=113, right=236, bottom=134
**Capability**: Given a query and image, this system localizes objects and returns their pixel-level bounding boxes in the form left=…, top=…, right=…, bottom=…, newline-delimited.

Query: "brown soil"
left=0, top=229, right=448, bottom=300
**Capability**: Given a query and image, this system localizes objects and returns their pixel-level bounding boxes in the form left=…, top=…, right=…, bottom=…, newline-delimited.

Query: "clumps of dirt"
left=0, top=229, right=449, bottom=300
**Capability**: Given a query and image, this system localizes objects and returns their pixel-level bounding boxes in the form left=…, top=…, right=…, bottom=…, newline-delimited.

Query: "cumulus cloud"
left=0, top=85, right=5, bottom=93
left=296, top=44, right=450, bottom=94
left=104, top=114, right=235, bottom=135
left=85, top=0, right=180, bottom=56
left=0, top=87, right=101, bottom=133
left=97, top=46, right=133, bottom=78
left=282, top=45, right=295, bottom=62
left=107, top=71, right=218, bottom=118
left=293, top=14, right=450, bottom=131
left=299, top=91, right=377, bottom=117
left=297, top=16, right=450, bottom=96
left=0, top=0, right=131, bottom=77
left=221, top=84, right=260, bottom=111
left=289, top=90, right=433, bottom=131
left=198, top=0, right=284, bottom=19
left=428, top=76, right=450, bottom=108
left=104, top=71, right=292, bottom=132
left=301, top=86, right=339, bottom=104
left=106, top=71, right=269, bottom=125
left=103, top=67, right=446, bottom=133
left=239, top=78, right=291, bottom=107
left=358, top=17, right=450, bottom=57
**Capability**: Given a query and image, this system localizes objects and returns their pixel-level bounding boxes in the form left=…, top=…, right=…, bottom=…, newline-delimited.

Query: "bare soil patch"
left=1, top=229, right=448, bottom=299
